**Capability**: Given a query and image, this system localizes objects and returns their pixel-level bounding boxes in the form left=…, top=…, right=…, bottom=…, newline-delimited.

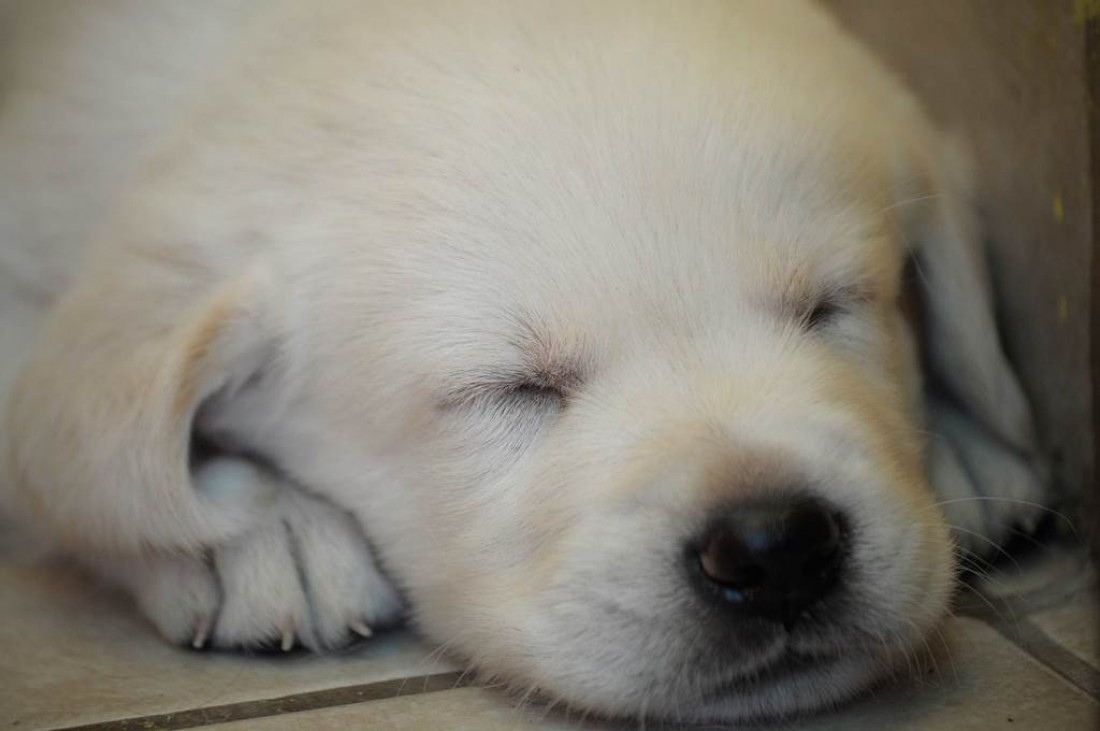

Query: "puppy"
left=0, top=0, right=1049, bottom=722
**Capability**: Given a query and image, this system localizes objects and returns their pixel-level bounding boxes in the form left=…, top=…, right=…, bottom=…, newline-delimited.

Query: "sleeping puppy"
left=1, top=0, right=1050, bottom=723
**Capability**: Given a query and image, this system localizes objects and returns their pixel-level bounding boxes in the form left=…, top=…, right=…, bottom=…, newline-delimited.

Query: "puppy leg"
left=90, top=458, right=404, bottom=651
left=927, top=395, right=1048, bottom=557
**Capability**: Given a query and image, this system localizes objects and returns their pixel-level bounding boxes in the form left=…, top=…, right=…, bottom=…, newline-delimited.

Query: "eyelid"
left=438, top=378, right=517, bottom=410
left=824, top=283, right=875, bottom=304
left=805, top=298, right=841, bottom=329
left=798, top=284, right=874, bottom=328
left=439, top=369, right=571, bottom=410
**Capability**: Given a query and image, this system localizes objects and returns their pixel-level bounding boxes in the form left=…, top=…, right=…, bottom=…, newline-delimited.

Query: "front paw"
left=93, top=471, right=403, bottom=651
left=927, top=398, right=1050, bottom=559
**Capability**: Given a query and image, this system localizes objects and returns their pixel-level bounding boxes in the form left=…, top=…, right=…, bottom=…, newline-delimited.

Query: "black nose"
left=695, top=495, right=845, bottom=625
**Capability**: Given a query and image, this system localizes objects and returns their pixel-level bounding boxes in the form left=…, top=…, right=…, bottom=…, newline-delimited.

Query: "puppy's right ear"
left=904, top=136, right=1036, bottom=457
left=4, top=263, right=283, bottom=554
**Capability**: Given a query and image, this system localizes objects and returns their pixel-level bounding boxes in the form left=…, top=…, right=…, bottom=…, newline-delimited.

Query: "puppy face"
left=262, top=20, right=956, bottom=717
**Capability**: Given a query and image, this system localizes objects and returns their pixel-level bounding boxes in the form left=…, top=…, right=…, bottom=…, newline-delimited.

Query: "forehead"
left=342, top=17, right=908, bottom=361
left=384, top=124, right=901, bottom=351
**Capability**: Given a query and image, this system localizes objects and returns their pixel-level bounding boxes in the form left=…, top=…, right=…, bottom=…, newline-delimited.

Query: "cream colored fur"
left=1, top=0, right=1048, bottom=722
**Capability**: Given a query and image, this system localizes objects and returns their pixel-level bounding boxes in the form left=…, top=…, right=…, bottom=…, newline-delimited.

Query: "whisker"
left=936, top=624, right=960, bottom=686
left=875, top=192, right=943, bottom=217
left=536, top=695, right=562, bottom=723
left=928, top=497, right=1075, bottom=533
left=946, top=526, right=1021, bottom=572
left=954, top=553, right=997, bottom=584
left=957, top=580, right=1017, bottom=632
left=1004, top=525, right=1061, bottom=552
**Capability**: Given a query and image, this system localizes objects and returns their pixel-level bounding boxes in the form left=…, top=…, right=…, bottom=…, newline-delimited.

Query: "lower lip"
left=704, top=649, right=841, bottom=698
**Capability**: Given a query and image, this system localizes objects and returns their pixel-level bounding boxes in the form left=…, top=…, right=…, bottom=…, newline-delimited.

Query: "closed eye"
left=794, top=282, right=877, bottom=332
left=500, top=379, right=568, bottom=407
left=803, top=298, right=843, bottom=330
left=439, top=371, right=573, bottom=412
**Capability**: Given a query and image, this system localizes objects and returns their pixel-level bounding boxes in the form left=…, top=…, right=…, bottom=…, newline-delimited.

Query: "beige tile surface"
left=202, top=687, right=600, bottom=731
left=1032, top=601, right=1100, bottom=669
left=200, top=619, right=1096, bottom=731
left=794, top=619, right=1097, bottom=731
left=1, top=560, right=457, bottom=731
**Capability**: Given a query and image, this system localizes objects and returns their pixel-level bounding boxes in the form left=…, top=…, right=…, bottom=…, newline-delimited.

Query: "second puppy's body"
left=2, top=0, right=1047, bottom=722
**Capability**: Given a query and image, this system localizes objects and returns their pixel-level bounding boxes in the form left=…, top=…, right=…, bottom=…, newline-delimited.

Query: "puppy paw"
left=92, top=466, right=403, bottom=651
left=926, top=398, right=1050, bottom=559
left=90, top=550, right=223, bottom=648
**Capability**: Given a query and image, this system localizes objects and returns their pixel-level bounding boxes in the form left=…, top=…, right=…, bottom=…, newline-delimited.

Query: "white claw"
left=349, top=620, right=374, bottom=639
left=191, top=617, right=212, bottom=649
left=281, top=630, right=295, bottom=652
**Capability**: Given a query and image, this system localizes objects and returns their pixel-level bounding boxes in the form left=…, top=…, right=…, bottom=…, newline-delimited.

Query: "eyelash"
left=501, top=381, right=567, bottom=407
left=804, top=299, right=842, bottom=330
left=442, top=378, right=567, bottom=413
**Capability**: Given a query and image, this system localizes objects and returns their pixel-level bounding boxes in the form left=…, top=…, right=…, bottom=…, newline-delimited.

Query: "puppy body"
left=2, top=1, right=1046, bottom=721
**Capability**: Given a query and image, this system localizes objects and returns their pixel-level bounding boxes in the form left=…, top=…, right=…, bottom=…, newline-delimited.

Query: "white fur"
left=0, top=0, right=1048, bottom=722
left=88, top=472, right=403, bottom=651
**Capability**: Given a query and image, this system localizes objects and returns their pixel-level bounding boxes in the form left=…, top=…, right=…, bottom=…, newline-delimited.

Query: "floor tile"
left=199, top=618, right=1096, bottom=731
left=790, top=618, right=1097, bottom=731
left=1032, top=600, right=1099, bottom=669
left=0, top=559, right=457, bottom=731
left=200, top=687, right=599, bottom=731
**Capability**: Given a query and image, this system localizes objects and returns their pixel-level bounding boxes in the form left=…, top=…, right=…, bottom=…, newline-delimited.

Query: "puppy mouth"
left=685, top=646, right=885, bottom=724
left=700, top=645, right=842, bottom=698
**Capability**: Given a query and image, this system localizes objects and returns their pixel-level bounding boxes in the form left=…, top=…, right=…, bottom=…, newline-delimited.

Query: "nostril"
left=699, top=531, right=770, bottom=589
left=694, top=496, right=846, bottom=622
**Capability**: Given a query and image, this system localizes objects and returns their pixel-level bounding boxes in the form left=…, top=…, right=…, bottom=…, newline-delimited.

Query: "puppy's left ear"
left=902, top=136, right=1036, bottom=456
left=4, top=260, right=286, bottom=554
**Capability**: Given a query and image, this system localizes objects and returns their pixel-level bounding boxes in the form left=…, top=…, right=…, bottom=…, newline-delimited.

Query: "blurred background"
left=828, top=0, right=1097, bottom=549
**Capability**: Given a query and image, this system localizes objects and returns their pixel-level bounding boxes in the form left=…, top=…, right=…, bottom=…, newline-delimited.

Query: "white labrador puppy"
left=0, top=0, right=1049, bottom=722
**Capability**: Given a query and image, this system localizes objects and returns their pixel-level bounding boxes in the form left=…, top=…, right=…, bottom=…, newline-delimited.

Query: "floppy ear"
left=4, top=261, right=283, bottom=554
left=903, top=136, right=1036, bottom=457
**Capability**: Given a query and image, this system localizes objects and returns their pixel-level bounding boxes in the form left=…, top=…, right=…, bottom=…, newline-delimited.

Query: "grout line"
left=988, top=615, right=1100, bottom=703
left=957, top=598, right=1100, bottom=703
left=52, top=671, right=470, bottom=731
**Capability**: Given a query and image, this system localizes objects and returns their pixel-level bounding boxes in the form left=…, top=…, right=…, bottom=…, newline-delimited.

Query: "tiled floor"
left=3, top=540, right=1097, bottom=730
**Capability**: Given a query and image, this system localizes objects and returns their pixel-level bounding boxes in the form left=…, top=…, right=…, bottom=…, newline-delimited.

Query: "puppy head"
left=275, top=38, right=957, bottom=719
